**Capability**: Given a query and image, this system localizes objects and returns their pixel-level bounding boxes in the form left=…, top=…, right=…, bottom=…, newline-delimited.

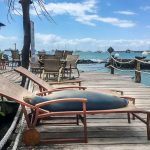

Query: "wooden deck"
left=1, top=70, right=150, bottom=149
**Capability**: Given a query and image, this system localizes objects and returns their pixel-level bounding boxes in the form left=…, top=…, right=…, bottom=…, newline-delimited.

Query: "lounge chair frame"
left=14, top=66, right=84, bottom=92
left=0, top=76, right=88, bottom=145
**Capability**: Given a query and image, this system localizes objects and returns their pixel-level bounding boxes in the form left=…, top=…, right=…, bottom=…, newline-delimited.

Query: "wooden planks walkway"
left=2, top=70, right=150, bottom=150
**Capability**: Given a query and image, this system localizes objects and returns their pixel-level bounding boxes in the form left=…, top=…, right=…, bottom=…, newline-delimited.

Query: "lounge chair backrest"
left=14, top=66, right=50, bottom=90
left=0, top=76, right=34, bottom=106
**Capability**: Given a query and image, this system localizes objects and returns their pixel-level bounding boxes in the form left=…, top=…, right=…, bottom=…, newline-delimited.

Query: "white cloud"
left=30, top=0, right=135, bottom=28
left=97, top=17, right=135, bottom=28
left=35, top=33, right=62, bottom=44
left=140, top=6, right=150, bottom=11
left=146, top=25, right=150, bottom=28
left=114, top=10, right=136, bottom=15
left=0, top=35, right=18, bottom=50
left=0, top=35, right=17, bottom=41
left=34, top=33, right=150, bottom=51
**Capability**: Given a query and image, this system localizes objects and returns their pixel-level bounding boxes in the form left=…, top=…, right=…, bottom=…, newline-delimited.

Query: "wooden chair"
left=65, top=55, right=80, bottom=78
left=43, top=54, right=56, bottom=59
left=30, top=55, right=42, bottom=77
left=0, top=58, right=6, bottom=70
left=55, top=50, right=64, bottom=59
left=0, top=75, right=87, bottom=145
left=11, top=50, right=21, bottom=68
left=63, top=50, right=73, bottom=59
left=38, top=51, right=46, bottom=60
left=42, top=59, right=63, bottom=82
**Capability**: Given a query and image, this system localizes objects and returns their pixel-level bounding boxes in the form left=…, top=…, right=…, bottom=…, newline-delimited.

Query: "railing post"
left=135, top=59, right=141, bottom=83
left=110, top=55, right=114, bottom=74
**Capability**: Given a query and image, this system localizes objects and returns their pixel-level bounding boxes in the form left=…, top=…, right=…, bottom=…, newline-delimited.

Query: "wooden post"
left=135, top=59, right=141, bottom=83
left=110, top=55, right=114, bottom=74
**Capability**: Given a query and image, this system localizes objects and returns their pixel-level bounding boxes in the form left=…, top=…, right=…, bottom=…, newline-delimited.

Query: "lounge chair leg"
left=83, top=114, right=88, bottom=143
left=147, top=113, right=150, bottom=140
left=23, top=128, right=40, bottom=146
left=127, top=113, right=131, bottom=123
left=83, top=103, right=88, bottom=143
left=76, top=114, right=79, bottom=125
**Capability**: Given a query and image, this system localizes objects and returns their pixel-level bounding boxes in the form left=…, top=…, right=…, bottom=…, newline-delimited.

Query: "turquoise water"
left=74, top=51, right=150, bottom=87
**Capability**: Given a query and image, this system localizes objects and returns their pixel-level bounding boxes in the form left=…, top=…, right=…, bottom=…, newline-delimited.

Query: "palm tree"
left=19, top=0, right=31, bottom=70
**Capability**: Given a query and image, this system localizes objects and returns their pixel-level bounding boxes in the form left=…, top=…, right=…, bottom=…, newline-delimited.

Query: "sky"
left=1, top=0, right=150, bottom=52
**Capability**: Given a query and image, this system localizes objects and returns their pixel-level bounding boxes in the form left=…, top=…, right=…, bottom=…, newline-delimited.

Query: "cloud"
left=35, top=33, right=150, bottom=51
left=30, top=0, right=135, bottom=28
left=140, top=6, right=150, bottom=11
left=0, top=35, right=17, bottom=41
left=114, top=10, right=136, bottom=15
left=0, top=35, right=18, bottom=50
left=146, top=25, right=150, bottom=28
left=97, top=17, right=135, bottom=28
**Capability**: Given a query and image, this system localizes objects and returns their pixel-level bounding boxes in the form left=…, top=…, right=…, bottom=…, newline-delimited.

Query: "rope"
left=0, top=106, right=21, bottom=150
left=111, top=56, right=135, bottom=64
left=110, top=56, right=150, bottom=65
left=134, top=58, right=150, bottom=64
left=107, top=65, right=135, bottom=72
left=108, top=65, right=150, bottom=75
left=12, top=115, right=25, bottom=150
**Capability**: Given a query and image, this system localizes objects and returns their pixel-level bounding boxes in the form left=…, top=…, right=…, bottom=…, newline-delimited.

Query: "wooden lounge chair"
left=0, top=76, right=150, bottom=146
left=0, top=76, right=87, bottom=145
left=14, top=66, right=84, bottom=92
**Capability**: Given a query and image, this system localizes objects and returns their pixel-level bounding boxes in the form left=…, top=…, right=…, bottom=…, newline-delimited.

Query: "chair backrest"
left=38, top=51, right=46, bottom=59
left=11, top=50, right=20, bottom=60
left=0, top=52, right=3, bottom=59
left=43, top=54, right=56, bottom=60
left=14, top=66, right=51, bottom=91
left=43, top=59, right=60, bottom=72
left=30, top=54, right=40, bottom=68
left=63, top=50, right=73, bottom=59
left=66, top=55, right=79, bottom=68
left=55, top=50, right=64, bottom=59
left=0, top=75, right=34, bottom=106
left=3, top=54, right=9, bottom=61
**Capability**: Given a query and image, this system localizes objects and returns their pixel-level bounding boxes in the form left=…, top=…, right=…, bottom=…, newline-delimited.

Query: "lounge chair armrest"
left=120, top=96, right=135, bottom=104
left=56, top=86, right=86, bottom=90
left=36, top=89, right=63, bottom=96
left=35, top=98, right=87, bottom=108
left=48, top=80, right=82, bottom=86
left=36, top=86, right=86, bottom=96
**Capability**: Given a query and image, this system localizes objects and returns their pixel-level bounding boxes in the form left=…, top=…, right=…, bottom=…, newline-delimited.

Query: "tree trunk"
left=20, top=0, right=31, bottom=86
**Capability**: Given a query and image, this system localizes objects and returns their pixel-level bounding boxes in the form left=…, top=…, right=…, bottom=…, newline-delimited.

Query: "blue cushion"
left=28, top=90, right=128, bottom=111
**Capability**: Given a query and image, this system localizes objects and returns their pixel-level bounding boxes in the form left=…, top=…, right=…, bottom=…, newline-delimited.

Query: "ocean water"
left=74, top=51, right=150, bottom=87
